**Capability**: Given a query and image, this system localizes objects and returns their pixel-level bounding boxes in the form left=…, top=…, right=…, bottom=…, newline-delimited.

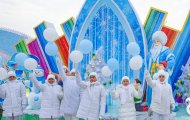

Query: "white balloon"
left=70, top=50, right=83, bottom=63
left=43, top=28, right=59, bottom=41
left=101, top=66, right=112, bottom=77
left=186, top=97, right=190, bottom=106
left=0, top=67, right=7, bottom=80
left=24, top=58, right=38, bottom=70
left=129, top=55, right=143, bottom=70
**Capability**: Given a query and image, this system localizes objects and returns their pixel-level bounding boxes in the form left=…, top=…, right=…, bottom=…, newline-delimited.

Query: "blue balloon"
left=15, top=53, right=28, bottom=66
left=107, top=58, right=119, bottom=71
left=15, top=70, right=23, bottom=77
left=34, top=88, right=40, bottom=94
left=0, top=56, right=2, bottom=67
left=45, top=42, right=58, bottom=56
left=127, top=42, right=140, bottom=56
left=34, top=96, right=39, bottom=101
left=79, top=39, right=93, bottom=54
left=28, top=55, right=40, bottom=62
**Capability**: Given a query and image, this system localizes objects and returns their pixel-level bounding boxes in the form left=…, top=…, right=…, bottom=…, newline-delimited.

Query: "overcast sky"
left=0, top=0, right=189, bottom=38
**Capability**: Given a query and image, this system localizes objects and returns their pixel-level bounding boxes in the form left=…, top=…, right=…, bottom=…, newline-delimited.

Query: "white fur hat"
left=7, top=71, right=16, bottom=78
left=89, top=72, right=98, bottom=78
left=152, top=31, right=167, bottom=45
left=121, top=76, right=130, bottom=83
left=153, top=73, right=158, bottom=80
left=157, top=70, right=166, bottom=77
left=47, top=74, right=55, bottom=80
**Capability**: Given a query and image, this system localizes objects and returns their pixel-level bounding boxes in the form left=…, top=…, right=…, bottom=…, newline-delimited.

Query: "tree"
left=174, top=57, right=190, bottom=103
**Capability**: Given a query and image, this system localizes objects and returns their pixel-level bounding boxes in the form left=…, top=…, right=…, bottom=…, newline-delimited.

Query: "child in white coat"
left=145, top=70, right=175, bottom=120
left=55, top=57, right=80, bottom=120
left=31, top=73, right=63, bottom=120
left=0, top=71, right=27, bottom=120
left=110, top=76, right=143, bottom=120
left=76, top=72, right=106, bottom=120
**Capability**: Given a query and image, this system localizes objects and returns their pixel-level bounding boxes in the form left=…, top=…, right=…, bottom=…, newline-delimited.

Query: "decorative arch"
left=70, top=0, right=147, bottom=84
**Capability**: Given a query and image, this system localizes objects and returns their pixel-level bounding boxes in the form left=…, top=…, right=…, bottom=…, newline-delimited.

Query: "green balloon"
left=181, top=81, right=184, bottom=85
left=175, top=86, right=179, bottom=90
left=109, top=80, right=113, bottom=85
left=103, top=82, right=107, bottom=86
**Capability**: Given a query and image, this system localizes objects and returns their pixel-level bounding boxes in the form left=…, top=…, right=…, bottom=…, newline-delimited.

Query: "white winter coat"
left=145, top=71, right=175, bottom=115
left=110, top=85, right=142, bottom=120
left=0, top=80, right=27, bottom=117
left=31, top=75, right=63, bottom=118
left=75, top=73, right=106, bottom=120
left=56, top=58, right=81, bottom=116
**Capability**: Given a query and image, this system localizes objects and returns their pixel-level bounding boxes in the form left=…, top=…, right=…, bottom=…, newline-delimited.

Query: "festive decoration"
left=107, top=58, right=119, bottom=71
left=186, top=98, right=190, bottom=106
left=101, top=66, right=112, bottom=77
left=33, top=65, right=45, bottom=83
left=127, top=42, right=140, bottom=56
left=0, top=67, right=7, bottom=80
left=24, top=58, right=38, bottom=70
left=26, top=87, right=41, bottom=110
left=79, top=39, right=93, bottom=54
left=174, top=58, right=190, bottom=103
left=187, top=105, right=190, bottom=115
left=85, top=47, right=112, bottom=88
left=43, top=28, right=59, bottom=42
left=129, top=55, right=143, bottom=70
left=69, top=50, right=83, bottom=63
left=45, top=42, right=58, bottom=56
left=15, top=53, right=28, bottom=66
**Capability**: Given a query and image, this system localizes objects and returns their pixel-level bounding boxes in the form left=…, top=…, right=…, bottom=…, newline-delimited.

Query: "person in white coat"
left=0, top=71, right=27, bottom=120
left=76, top=71, right=106, bottom=120
left=145, top=70, right=175, bottom=120
left=56, top=57, right=80, bottom=120
left=31, top=73, right=63, bottom=120
left=110, top=76, right=143, bottom=120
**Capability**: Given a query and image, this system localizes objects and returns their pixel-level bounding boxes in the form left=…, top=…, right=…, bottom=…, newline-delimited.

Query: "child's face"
left=71, top=72, right=76, bottom=76
left=8, top=76, right=16, bottom=81
left=159, top=75, right=165, bottom=82
left=122, top=79, right=129, bottom=86
left=90, top=75, right=97, bottom=83
left=48, top=78, right=55, bottom=84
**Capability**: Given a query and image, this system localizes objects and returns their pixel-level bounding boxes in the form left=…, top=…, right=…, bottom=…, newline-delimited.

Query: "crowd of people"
left=0, top=57, right=175, bottom=120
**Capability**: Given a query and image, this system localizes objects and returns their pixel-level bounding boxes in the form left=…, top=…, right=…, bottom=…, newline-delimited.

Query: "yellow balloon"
left=187, top=74, right=190, bottom=78
left=177, top=80, right=181, bottom=84
left=93, top=57, right=97, bottom=60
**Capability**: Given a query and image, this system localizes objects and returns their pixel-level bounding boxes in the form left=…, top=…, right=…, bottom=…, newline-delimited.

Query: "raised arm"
left=75, top=70, right=88, bottom=88
left=100, top=86, right=106, bottom=117
left=31, top=74, right=44, bottom=90
left=145, top=71, right=156, bottom=87
left=56, top=57, right=67, bottom=82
